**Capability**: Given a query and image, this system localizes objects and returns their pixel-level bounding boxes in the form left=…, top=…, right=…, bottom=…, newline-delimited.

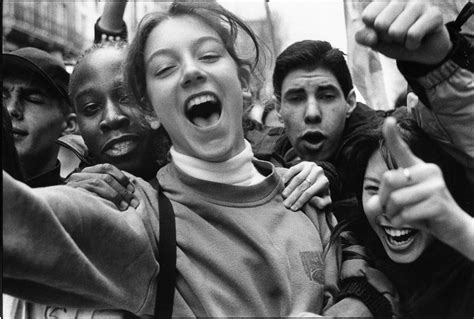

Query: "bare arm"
left=98, top=0, right=128, bottom=32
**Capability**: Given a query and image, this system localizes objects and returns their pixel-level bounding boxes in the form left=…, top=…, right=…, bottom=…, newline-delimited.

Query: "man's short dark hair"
left=273, top=40, right=353, bottom=101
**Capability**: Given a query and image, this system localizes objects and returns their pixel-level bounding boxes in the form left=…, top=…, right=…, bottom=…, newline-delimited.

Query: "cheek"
left=280, top=106, right=299, bottom=126
left=78, top=119, right=101, bottom=149
left=146, top=86, right=171, bottom=119
left=325, top=108, right=346, bottom=130
left=362, top=192, right=379, bottom=226
left=39, top=115, right=66, bottom=136
left=362, top=193, right=372, bottom=218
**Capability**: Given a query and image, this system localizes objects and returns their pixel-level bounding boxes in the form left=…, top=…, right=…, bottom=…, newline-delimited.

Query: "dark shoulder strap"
left=156, top=187, right=177, bottom=318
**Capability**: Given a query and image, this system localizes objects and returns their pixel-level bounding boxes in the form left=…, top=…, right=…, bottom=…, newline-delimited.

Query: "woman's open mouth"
left=185, top=93, right=222, bottom=128
left=383, top=226, right=418, bottom=249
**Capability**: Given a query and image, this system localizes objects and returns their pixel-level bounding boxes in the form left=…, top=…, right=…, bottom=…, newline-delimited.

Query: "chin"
left=380, top=234, right=427, bottom=264
left=191, top=137, right=243, bottom=162
left=195, top=146, right=235, bottom=162
left=386, top=250, right=421, bottom=264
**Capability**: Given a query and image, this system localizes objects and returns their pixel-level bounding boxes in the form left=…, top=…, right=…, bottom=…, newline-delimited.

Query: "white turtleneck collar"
left=169, top=140, right=265, bottom=186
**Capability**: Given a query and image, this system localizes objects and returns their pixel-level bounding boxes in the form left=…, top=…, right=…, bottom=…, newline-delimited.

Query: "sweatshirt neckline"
left=160, top=159, right=282, bottom=205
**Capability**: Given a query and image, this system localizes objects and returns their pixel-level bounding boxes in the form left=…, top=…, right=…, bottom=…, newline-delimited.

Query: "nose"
left=304, top=96, right=322, bottom=124
left=180, top=59, right=206, bottom=89
left=6, top=96, right=24, bottom=121
left=99, top=100, right=130, bottom=132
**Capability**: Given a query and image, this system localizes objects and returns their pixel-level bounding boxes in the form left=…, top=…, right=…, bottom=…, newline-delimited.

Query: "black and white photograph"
left=3, top=0, right=473, bottom=318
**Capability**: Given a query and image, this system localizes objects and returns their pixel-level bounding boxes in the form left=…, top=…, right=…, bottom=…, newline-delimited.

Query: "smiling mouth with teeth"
left=105, top=140, right=137, bottom=157
left=383, top=226, right=418, bottom=246
left=185, top=94, right=222, bottom=128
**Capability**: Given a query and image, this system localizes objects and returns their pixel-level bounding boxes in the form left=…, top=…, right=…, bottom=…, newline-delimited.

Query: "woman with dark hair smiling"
left=339, top=115, right=473, bottom=318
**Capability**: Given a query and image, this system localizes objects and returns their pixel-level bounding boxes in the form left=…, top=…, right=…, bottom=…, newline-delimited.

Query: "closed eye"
left=25, top=94, right=45, bottom=104
left=363, top=185, right=379, bottom=195
left=318, top=93, right=336, bottom=100
left=199, top=53, right=220, bottom=63
left=155, top=65, right=176, bottom=78
left=284, top=91, right=306, bottom=104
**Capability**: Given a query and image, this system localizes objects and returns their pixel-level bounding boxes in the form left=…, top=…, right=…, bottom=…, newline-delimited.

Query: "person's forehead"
left=145, top=15, right=222, bottom=59
left=282, top=67, right=340, bottom=91
left=365, top=150, right=388, bottom=178
left=75, top=51, right=124, bottom=84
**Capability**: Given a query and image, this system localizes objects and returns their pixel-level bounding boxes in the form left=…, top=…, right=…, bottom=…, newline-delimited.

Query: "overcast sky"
left=219, top=0, right=348, bottom=54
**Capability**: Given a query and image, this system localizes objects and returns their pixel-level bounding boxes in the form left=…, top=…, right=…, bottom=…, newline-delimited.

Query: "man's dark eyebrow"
left=316, top=84, right=339, bottom=92
left=283, top=88, right=305, bottom=96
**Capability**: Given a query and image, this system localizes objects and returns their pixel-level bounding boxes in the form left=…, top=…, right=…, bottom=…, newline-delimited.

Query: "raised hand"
left=370, top=117, right=473, bottom=259
left=281, top=161, right=331, bottom=211
left=355, top=0, right=452, bottom=64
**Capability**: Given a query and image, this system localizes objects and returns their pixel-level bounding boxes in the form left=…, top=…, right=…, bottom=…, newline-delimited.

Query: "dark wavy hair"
left=273, top=40, right=353, bottom=101
left=125, top=2, right=267, bottom=115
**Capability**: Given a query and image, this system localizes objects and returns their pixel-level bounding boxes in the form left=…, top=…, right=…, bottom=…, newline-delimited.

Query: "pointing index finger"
left=382, top=117, right=422, bottom=168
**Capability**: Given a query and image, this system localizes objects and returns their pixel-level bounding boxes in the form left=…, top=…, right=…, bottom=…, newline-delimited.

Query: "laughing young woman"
left=3, top=3, right=394, bottom=317
left=341, top=116, right=473, bottom=318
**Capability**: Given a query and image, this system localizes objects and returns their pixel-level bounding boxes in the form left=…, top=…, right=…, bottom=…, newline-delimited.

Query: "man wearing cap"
left=3, top=47, right=76, bottom=187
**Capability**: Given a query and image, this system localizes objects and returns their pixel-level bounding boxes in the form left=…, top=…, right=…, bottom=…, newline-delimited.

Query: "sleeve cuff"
left=336, top=277, right=392, bottom=319
left=94, top=17, right=128, bottom=44
left=397, top=22, right=472, bottom=78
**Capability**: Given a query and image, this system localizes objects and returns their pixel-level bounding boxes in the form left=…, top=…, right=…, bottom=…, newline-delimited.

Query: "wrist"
left=445, top=210, right=474, bottom=261
left=94, top=17, right=128, bottom=43
left=336, top=277, right=392, bottom=319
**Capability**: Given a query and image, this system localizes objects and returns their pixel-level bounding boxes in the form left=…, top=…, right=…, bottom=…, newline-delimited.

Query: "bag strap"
left=155, top=187, right=177, bottom=318
left=453, top=1, right=473, bottom=31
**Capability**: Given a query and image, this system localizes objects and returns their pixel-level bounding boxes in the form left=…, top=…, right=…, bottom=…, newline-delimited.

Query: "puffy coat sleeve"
left=397, top=29, right=474, bottom=187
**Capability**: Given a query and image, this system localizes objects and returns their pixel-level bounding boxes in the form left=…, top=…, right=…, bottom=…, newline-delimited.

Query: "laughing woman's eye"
left=155, top=65, right=176, bottom=78
left=200, top=53, right=220, bottom=63
left=363, top=185, right=379, bottom=195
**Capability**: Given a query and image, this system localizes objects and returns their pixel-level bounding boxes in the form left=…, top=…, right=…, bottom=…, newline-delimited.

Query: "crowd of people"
left=2, top=0, right=473, bottom=318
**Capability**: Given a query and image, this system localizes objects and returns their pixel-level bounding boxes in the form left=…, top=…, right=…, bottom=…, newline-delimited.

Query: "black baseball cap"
left=3, top=47, right=70, bottom=102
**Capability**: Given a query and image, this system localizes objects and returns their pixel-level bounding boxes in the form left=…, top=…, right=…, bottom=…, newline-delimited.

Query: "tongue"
left=192, top=112, right=220, bottom=128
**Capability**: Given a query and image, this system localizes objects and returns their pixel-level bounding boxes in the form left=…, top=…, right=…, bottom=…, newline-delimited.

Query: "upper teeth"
left=187, top=94, right=216, bottom=110
left=383, top=227, right=414, bottom=237
left=106, top=140, right=135, bottom=156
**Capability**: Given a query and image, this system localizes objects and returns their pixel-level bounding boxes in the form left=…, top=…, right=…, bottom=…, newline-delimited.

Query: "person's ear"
left=61, top=113, right=78, bottom=136
left=345, top=88, right=357, bottom=118
left=145, top=113, right=161, bottom=130
left=238, top=66, right=251, bottom=91
left=272, top=95, right=284, bottom=123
